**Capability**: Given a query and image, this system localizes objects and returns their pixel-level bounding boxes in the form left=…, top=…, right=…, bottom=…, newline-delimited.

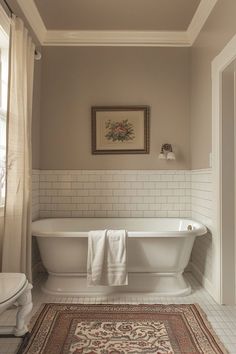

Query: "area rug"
left=18, top=303, right=228, bottom=354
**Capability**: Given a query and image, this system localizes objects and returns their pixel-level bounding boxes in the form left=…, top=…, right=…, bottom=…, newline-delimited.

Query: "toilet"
left=0, top=273, right=33, bottom=336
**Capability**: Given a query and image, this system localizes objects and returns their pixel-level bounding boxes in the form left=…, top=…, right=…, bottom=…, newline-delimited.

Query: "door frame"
left=212, top=33, right=236, bottom=304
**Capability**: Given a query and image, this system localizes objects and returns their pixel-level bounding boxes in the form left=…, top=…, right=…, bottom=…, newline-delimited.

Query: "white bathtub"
left=32, top=218, right=207, bottom=296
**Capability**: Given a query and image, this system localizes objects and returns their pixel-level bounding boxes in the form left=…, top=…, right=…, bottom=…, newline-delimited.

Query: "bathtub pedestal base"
left=42, top=272, right=191, bottom=297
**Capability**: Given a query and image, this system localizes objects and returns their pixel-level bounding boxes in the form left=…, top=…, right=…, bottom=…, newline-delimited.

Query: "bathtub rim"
left=32, top=217, right=207, bottom=238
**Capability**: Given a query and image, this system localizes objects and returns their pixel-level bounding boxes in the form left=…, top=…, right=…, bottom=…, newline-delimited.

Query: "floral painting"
left=91, top=106, right=150, bottom=154
left=105, top=119, right=135, bottom=142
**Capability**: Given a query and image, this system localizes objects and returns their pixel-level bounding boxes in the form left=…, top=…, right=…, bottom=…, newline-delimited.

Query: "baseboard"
left=189, top=262, right=216, bottom=299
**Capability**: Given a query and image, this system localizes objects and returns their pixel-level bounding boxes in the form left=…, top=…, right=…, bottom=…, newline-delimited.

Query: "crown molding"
left=16, top=0, right=217, bottom=47
left=16, top=0, right=46, bottom=44
left=44, top=30, right=190, bottom=47
left=187, top=0, right=217, bottom=45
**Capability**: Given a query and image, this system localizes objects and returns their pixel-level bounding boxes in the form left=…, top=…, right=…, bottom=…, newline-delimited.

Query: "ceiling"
left=33, top=0, right=200, bottom=31
left=12, top=0, right=217, bottom=46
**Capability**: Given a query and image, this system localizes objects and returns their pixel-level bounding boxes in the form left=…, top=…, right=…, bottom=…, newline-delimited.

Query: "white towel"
left=87, top=229, right=128, bottom=286
left=87, top=230, right=106, bottom=286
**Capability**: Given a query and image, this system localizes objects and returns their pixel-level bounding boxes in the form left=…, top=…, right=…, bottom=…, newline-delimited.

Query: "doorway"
left=212, top=35, right=236, bottom=304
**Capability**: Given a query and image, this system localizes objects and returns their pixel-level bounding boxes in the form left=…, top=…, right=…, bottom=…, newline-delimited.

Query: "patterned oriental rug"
left=18, top=303, right=228, bottom=354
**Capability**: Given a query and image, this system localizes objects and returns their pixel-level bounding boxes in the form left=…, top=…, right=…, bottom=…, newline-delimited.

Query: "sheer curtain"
left=2, top=17, right=35, bottom=281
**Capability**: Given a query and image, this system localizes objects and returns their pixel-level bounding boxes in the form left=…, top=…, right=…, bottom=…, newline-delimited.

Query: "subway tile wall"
left=36, top=170, right=192, bottom=218
left=31, top=169, right=213, bottom=291
left=190, top=169, right=213, bottom=288
left=32, top=169, right=40, bottom=221
left=191, top=169, right=212, bottom=229
left=32, top=169, right=212, bottom=223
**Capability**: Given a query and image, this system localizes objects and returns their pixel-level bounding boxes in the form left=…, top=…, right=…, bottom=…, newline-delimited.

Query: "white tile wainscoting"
left=34, top=170, right=192, bottom=219
left=32, top=168, right=212, bottom=221
left=191, top=169, right=212, bottom=229
left=32, top=169, right=40, bottom=221
left=32, top=169, right=213, bottom=296
left=190, top=169, right=213, bottom=296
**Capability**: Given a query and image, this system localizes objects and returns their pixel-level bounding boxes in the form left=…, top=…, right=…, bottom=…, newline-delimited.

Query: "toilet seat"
left=0, top=273, right=27, bottom=304
left=0, top=273, right=33, bottom=336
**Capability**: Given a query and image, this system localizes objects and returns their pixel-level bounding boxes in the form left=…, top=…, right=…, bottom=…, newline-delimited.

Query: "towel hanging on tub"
left=87, top=229, right=128, bottom=286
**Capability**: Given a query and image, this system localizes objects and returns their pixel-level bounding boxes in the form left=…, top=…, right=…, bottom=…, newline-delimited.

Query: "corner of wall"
left=190, top=168, right=215, bottom=298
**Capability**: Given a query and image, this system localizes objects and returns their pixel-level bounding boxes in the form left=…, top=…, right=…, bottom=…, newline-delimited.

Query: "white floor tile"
left=0, top=273, right=235, bottom=354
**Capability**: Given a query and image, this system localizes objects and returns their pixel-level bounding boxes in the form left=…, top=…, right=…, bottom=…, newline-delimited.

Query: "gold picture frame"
left=91, top=106, right=150, bottom=154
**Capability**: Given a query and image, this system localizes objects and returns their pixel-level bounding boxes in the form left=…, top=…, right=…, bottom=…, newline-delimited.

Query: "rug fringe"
left=193, top=303, right=229, bottom=354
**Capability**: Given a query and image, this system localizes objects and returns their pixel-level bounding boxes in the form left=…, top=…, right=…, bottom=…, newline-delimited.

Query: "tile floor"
left=0, top=273, right=236, bottom=354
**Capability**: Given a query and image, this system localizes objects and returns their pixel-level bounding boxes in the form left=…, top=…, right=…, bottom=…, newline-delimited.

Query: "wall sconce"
left=158, top=143, right=176, bottom=160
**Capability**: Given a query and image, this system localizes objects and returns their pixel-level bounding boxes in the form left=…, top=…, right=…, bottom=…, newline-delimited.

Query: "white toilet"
left=0, top=273, right=33, bottom=336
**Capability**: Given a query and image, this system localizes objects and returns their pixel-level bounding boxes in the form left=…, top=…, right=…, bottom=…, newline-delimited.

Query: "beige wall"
left=191, top=0, right=236, bottom=169
left=40, top=47, right=190, bottom=170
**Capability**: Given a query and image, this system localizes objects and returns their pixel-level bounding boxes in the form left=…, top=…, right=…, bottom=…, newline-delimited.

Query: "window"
left=0, top=7, right=9, bottom=206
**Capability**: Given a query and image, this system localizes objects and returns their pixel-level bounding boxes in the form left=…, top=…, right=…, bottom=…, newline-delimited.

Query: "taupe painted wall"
left=191, top=0, right=236, bottom=169
left=40, top=47, right=190, bottom=170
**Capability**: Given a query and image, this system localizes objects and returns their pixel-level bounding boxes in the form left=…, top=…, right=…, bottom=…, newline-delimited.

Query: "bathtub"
left=32, top=218, right=207, bottom=296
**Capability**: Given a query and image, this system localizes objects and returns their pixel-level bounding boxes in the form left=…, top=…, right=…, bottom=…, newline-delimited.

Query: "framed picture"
left=91, top=106, right=150, bottom=154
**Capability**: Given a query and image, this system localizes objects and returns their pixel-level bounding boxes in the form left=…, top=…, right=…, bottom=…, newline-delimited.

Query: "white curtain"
left=2, top=17, right=35, bottom=281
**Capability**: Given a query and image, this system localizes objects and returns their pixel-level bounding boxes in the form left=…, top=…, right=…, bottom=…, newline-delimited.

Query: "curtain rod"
left=3, top=0, right=13, bottom=16
left=2, top=0, right=42, bottom=60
